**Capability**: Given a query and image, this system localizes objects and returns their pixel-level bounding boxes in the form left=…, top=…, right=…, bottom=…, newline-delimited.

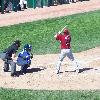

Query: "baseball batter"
left=54, top=28, right=80, bottom=74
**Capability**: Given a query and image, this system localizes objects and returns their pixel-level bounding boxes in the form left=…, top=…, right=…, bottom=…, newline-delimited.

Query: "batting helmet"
left=63, top=29, right=69, bottom=34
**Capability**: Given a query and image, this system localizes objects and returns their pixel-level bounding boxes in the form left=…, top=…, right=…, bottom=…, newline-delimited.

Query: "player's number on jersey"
left=65, top=36, right=68, bottom=45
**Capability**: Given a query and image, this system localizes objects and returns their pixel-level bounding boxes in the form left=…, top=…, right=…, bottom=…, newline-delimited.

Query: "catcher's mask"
left=24, top=44, right=32, bottom=51
left=14, top=40, right=21, bottom=47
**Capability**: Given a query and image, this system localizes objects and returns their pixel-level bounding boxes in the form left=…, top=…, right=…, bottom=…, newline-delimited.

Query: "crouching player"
left=17, top=44, right=33, bottom=74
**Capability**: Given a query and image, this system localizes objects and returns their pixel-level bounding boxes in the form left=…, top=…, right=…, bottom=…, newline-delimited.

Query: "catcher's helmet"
left=24, top=44, right=32, bottom=51
left=63, top=29, right=69, bottom=34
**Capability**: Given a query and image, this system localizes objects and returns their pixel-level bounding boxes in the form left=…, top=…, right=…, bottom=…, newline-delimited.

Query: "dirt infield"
left=0, top=0, right=100, bottom=90
left=0, top=47, right=100, bottom=90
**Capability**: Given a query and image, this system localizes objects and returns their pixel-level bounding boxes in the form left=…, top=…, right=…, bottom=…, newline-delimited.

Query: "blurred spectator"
left=5, top=0, right=12, bottom=13
left=36, top=0, right=41, bottom=8
left=19, top=0, right=27, bottom=9
left=23, top=0, right=27, bottom=9
left=19, top=0, right=23, bottom=9
left=17, top=3, right=21, bottom=11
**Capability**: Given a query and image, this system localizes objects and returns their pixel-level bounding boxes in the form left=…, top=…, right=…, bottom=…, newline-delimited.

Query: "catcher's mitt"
left=30, top=53, right=33, bottom=59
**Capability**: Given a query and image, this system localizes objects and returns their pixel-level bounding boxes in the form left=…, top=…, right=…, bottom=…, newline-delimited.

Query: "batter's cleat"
left=75, top=69, right=80, bottom=73
left=56, top=70, right=60, bottom=74
left=3, top=69, right=8, bottom=72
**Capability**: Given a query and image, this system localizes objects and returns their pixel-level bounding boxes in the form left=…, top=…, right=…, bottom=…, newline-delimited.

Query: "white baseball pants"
left=56, top=49, right=79, bottom=72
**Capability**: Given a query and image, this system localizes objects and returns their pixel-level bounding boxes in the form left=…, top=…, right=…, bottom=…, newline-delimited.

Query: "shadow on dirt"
left=79, top=68, right=93, bottom=73
left=65, top=70, right=76, bottom=73
left=65, top=68, right=93, bottom=73
left=27, top=67, right=45, bottom=73
left=17, top=66, right=46, bottom=76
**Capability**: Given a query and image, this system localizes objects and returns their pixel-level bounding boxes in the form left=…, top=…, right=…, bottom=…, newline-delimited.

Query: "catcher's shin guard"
left=21, top=65, right=28, bottom=74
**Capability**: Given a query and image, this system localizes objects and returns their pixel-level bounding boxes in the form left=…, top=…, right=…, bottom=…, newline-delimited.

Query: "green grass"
left=0, top=10, right=100, bottom=54
left=0, top=88, right=100, bottom=100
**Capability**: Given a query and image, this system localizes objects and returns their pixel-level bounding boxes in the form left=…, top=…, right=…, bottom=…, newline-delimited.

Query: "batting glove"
left=58, top=31, right=61, bottom=34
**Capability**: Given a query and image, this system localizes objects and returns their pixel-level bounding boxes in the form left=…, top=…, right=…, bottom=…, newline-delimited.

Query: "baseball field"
left=0, top=0, right=100, bottom=99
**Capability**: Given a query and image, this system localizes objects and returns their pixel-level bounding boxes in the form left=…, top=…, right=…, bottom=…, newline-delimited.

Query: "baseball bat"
left=58, top=25, right=67, bottom=34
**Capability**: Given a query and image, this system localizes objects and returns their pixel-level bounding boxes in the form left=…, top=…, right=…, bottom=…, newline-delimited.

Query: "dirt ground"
left=0, top=0, right=100, bottom=90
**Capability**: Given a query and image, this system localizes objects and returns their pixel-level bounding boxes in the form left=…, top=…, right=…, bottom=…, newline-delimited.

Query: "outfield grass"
left=0, top=88, right=100, bottom=100
left=0, top=10, right=100, bottom=54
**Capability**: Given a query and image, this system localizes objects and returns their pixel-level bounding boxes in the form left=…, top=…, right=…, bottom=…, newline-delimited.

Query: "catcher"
left=54, top=28, right=80, bottom=74
left=17, top=44, right=33, bottom=74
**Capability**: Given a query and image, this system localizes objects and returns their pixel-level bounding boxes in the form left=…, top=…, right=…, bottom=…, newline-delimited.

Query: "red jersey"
left=56, top=33, right=71, bottom=49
